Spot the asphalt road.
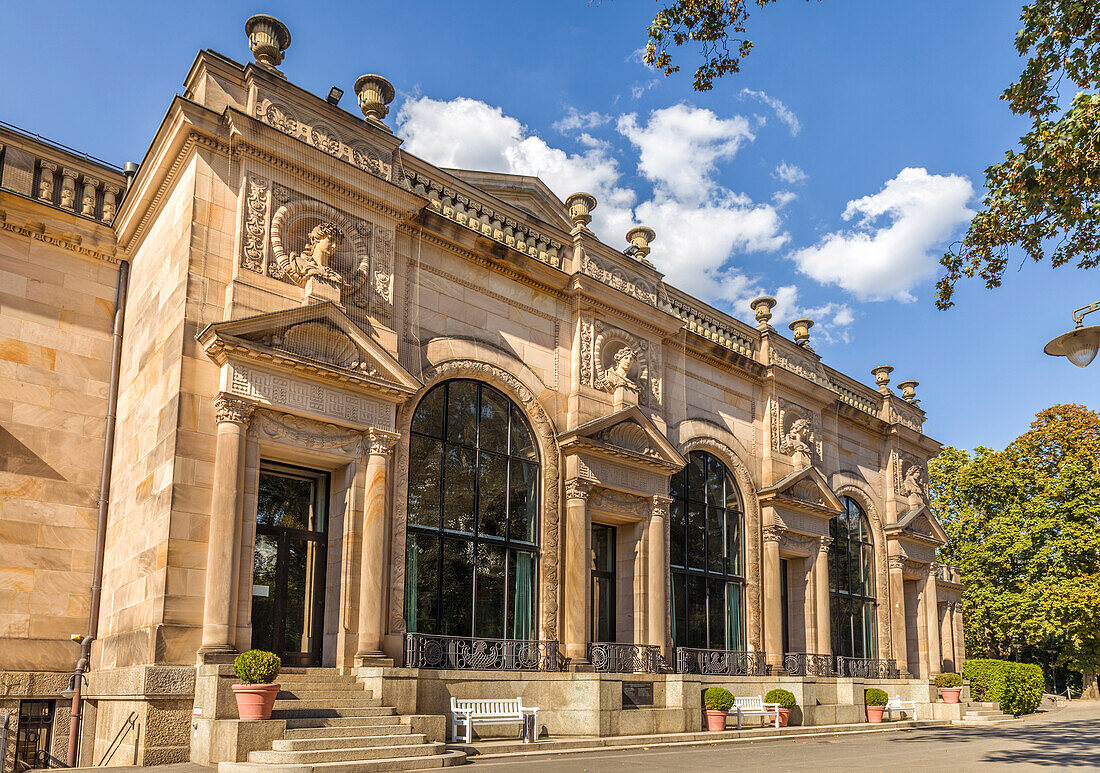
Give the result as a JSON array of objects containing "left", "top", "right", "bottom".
[{"left": 463, "top": 703, "right": 1100, "bottom": 772}]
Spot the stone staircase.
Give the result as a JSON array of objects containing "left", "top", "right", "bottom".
[
  {"left": 218, "top": 668, "right": 465, "bottom": 772},
  {"left": 956, "top": 701, "right": 1019, "bottom": 724}
]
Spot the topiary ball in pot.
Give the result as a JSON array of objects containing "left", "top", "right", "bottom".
[
  {"left": 935, "top": 671, "right": 965, "bottom": 703},
  {"left": 864, "top": 688, "right": 888, "bottom": 724},
  {"left": 231, "top": 650, "right": 282, "bottom": 720},
  {"left": 702, "top": 686, "right": 734, "bottom": 731},
  {"left": 765, "top": 688, "right": 796, "bottom": 727}
]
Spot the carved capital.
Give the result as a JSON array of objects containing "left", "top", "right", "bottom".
[
  {"left": 651, "top": 494, "right": 673, "bottom": 520},
  {"left": 39, "top": 160, "right": 58, "bottom": 173},
  {"left": 565, "top": 478, "right": 593, "bottom": 501},
  {"left": 61, "top": 167, "right": 80, "bottom": 181},
  {"left": 83, "top": 176, "right": 101, "bottom": 189},
  {"left": 927, "top": 561, "right": 938, "bottom": 577},
  {"left": 888, "top": 555, "right": 907, "bottom": 572},
  {"left": 762, "top": 524, "right": 784, "bottom": 543},
  {"left": 818, "top": 535, "right": 834, "bottom": 554},
  {"left": 366, "top": 427, "right": 400, "bottom": 457},
  {"left": 214, "top": 392, "right": 255, "bottom": 426}
]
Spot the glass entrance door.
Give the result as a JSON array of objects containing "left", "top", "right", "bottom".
[
  {"left": 251, "top": 464, "right": 328, "bottom": 667},
  {"left": 591, "top": 524, "right": 616, "bottom": 642}
]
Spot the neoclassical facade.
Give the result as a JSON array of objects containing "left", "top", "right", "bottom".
[{"left": 0, "top": 16, "right": 965, "bottom": 768}]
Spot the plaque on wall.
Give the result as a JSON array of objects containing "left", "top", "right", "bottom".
[{"left": 622, "top": 681, "right": 654, "bottom": 710}]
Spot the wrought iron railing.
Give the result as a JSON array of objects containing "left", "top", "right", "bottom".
[
  {"left": 588, "top": 643, "right": 662, "bottom": 674},
  {"left": 403, "top": 633, "right": 562, "bottom": 671},
  {"left": 835, "top": 656, "right": 899, "bottom": 679},
  {"left": 783, "top": 652, "right": 836, "bottom": 677},
  {"left": 675, "top": 647, "right": 767, "bottom": 676}
]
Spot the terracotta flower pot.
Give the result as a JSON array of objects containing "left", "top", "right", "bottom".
[
  {"left": 940, "top": 687, "right": 962, "bottom": 704},
  {"left": 866, "top": 705, "right": 885, "bottom": 724},
  {"left": 775, "top": 707, "right": 792, "bottom": 727},
  {"left": 704, "top": 709, "right": 728, "bottom": 731},
  {"left": 232, "top": 682, "right": 281, "bottom": 721}
]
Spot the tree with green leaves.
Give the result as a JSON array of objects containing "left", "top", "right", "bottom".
[{"left": 930, "top": 404, "right": 1100, "bottom": 699}]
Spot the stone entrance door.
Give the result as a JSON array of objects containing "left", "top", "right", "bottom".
[
  {"left": 251, "top": 464, "right": 329, "bottom": 666},
  {"left": 591, "top": 524, "right": 616, "bottom": 643}
]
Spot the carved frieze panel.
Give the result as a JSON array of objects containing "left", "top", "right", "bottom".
[
  {"left": 595, "top": 420, "right": 658, "bottom": 458},
  {"left": 888, "top": 401, "right": 923, "bottom": 433},
  {"left": 254, "top": 96, "right": 394, "bottom": 182},
  {"left": 769, "top": 344, "right": 828, "bottom": 387},
  {"left": 243, "top": 320, "right": 380, "bottom": 376},
  {"left": 581, "top": 253, "right": 658, "bottom": 306},
  {"left": 589, "top": 488, "right": 650, "bottom": 520},
  {"left": 579, "top": 455, "right": 664, "bottom": 497},
  {"left": 769, "top": 398, "right": 820, "bottom": 462},
  {"left": 228, "top": 361, "right": 394, "bottom": 430},
  {"left": 254, "top": 411, "right": 365, "bottom": 456}
]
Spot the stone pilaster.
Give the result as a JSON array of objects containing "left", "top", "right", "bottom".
[
  {"left": 762, "top": 524, "right": 784, "bottom": 666},
  {"left": 815, "top": 535, "right": 833, "bottom": 655},
  {"left": 924, "top": 564, "right": 941, "bottom": 676},
  {"left": 198, "top": 393, "right": 255, "bottom": 659},
  {"left": 888, "top": 555, "right": 907, "bottom": 671},
  {"left": 648, "top": 495, "right": 671, "bottom": 654},
  {"left": 563, "top": 478, "right": 592, "bottom": 663},
  {"left": 356, "top": 428, "right": 400, "bottom": 663}
]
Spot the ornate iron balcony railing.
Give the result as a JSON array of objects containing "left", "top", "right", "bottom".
[
  {"left": 835, "top": 656, "right": 899, "bottom": 679},
  {"left": 588, "top": 642, "right": 662, "bottom": 674},
  {"left": 675, "top": 647, "right": 767, "bottom": 676},
  {"left": 782, "top": 652, "right": 836, "bottom": 677},
  {"left": 403, "top": 633, "right": 562, "bottom": 672}
]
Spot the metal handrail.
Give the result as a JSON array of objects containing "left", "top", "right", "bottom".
[
  {"left": 675, "top": 647, "right": 767, "bottom": 676},
  {"left": 588, "top": 642, "right": 661, "bottom": 674},
  {"left": 403, "top": 633, "right": 561, "bottom": 672},
  {"left": 98, "top": 711, "right": 138, "bottom": 766}
]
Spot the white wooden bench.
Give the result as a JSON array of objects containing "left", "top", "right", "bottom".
[
  {"left": 884, "top": 695, "right": 917, "bottom": 721},
  {"left": 732, "top": 695, "right": 781, "bottom": 729},
  {"left": 450, "top": 697, "right": 540, "bottom": 743}
]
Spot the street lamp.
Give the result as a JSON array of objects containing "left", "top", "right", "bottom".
[{"left": 1044, "top": 301, "right": 1100, "bottom": 367}]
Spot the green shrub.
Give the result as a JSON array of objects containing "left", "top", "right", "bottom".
[
  {"left": 1001, "top": 663, "right": 1043, "bottom": 716},
  {"left": 864, "top": 688, "right": 889, "bottom": 706},
  {"left": 703, "top": 686, "right": 734, "bottom": 712},
  {"left": 233, "top": 650, "right": 281, "bottom": 684},
  {"left": 963, "top": 659, "right": 1009, "bottom": 704},
  {"left": 764, "top": 688, "right": 796, "bottom": 708},
  {"left": 935, "top": 672, "right": 964, "bottom": 689}
]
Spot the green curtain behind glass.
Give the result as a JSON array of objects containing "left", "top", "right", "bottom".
[
  {"left": 726, "top": 582, "right": 742, "bottom": 651},
  {"left": 512, "top": 552, "right": 534, "bottom": 640},
  {"left": 404, "top": 547, "right": 418, "bottom": 631}
]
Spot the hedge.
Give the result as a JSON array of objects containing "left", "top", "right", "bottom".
[{"left": 963, "top": 658, "right": 1043, "bottom": 715}]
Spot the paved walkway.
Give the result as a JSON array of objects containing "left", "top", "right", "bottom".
[{"left": 463, "top": 703, "right": 1100, "bottom": 772}]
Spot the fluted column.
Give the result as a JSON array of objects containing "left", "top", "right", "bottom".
[
  {"left": 924, "top": 564, "right": 941, "bottom": 676},
  {"left": 953, "top": 602, "right": 966, "bottom": 669},
  {"left": 356, "top": 428, "right": 400, "bottom": 662},
  {"left": 815, "top": 536, "right": 833, "bottom": 655},
  {"left": 199, "top": 393, "right": 255, "bottom": 657},
  {"left": 888, "top": 555, "right": 907, "bottom": 672},
  {"left": 563, "top": 479, "right": 592, "bottom": 663},
  {"left": 648, "top": 495, "right": 671, "bottom": 654},
  {"left": 763, "top": 525, "right": 784, "bottom": 667}
]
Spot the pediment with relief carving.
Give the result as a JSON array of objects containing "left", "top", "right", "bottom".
[
  {"left": 758, "top": 465, "right": 844, "bottom": 516},
  {"left": 559, "top": 406, "right": 685, "bottom": 474},
  {"left": 197, "top": 301, "right": 420, "bottom": 398},
  {"left": 885, "top": 504, "right": 947, "bottom": 546}
]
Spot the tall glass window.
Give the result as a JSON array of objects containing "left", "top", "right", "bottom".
[
  {"left": 829, "top": 496, "right": 877, "bottom": 659},
  {"left": 669, "top": 450, "right": 744, "bottom": 650},
  {"left": 404, "top": 379, "right": 539, "bottom": 640}
]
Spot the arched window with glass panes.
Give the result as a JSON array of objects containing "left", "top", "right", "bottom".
[
  {"left": 668, "top": 450, "right": 744, "bottom": 651},
  {"left": 403, "top": 379, "right": 539, "bottom": 640},
  {"left": 829, "top": 496, "right": 877, "bottom": 659}
]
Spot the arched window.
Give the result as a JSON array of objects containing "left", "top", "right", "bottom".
[
  {"left": 830, "top": 496, "right": 877, "bottom": 659},
  {"left": 404, "top": 379, "right": 539, "bottom": 640},
  {"left": 668, "top": 450, "right": 744, "bottom": 650}
]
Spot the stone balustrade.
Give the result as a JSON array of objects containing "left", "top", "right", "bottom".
[
  {"left": 668, "top": 295, "right": 756, "bottom": 357},
  {"left": 403, "top": 171, "right": 564, "bottom": 269},
  {"left": 828, "top": 379, "right": 880, "bottom": 416},
  {"left": 936, "top": 564, "right": 963, "bottom": 584}
]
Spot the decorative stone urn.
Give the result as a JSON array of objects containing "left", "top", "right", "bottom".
[
  {"left": 245, "top": 14, "right": 291, "bottom": 70},
  {"left": 565, "top": 192, "right": 597, "bottom": 230},
  {"left": 897, "top": 379, "right": 919, "bottom": 403},
  {"left": 750, "top": 296, "right": 777, "bottom": 328},
  {"left": 354, "top": 74, "right": 396, "bottom": 123},
  {"left": 871, "top": 365, "right": 894, "bottom": 394},
  {"left": 625, "top": 226, "right": 656, "bottom": 259},
  {"left": 789, "top": 317, "right": 814, "bottom": 346}
]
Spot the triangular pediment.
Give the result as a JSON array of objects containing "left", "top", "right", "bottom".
[
  {"left": 441, "top": 169, "right": 572, "bottom": 231},
  {"left": 759, "top": 465, "right": 844, "bottom": 515},
  {"left": 559, "top": 406, "right": 686, "bottom": 472},
  {"left": 885, "top": 504, "right": 948, "bottom": 546},
  {"left": 197, "top": 302, "right": 421, "bottom": 397}
]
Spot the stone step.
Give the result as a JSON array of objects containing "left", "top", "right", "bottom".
[
  {"left": 272, "top": 733, "right": 427, "bottom": 751},
  {"left": 959, "top": 714, "right": 1017, "bottom": 723},
  {"left": 271, "top": 706, "right": 392, "bottom": 719},
  {"left": 282, "top": 723, "right": 413, "bottom": 741},
  {"left": 284, "top": 713, "right": 398, "bottom": 729},
  {"left": 275, "top": 674, "right": 360, "bottom": 683},
  {"left": 276, "top": 687, "right": 370, "bottom": 700},
  {"left": 248, "top": 742, "right": 446, "bottom": 765},
  {"left": 219, "top": 750, "right": 466, "bottom": 773},
  {"left": 273, "top": 698, "right": 382, "bottom": 710},
  {"left": 965, "top": 709, "right": 1008, "bottom": 717}
]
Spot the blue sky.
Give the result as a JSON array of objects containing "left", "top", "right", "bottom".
[{"left": 1, "top": 1, "right": 1094, "bottom": 451}]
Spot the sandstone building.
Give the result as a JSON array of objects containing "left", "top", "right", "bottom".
[{"left": 0, "top": 15, "right": 965, "bottom": 770}]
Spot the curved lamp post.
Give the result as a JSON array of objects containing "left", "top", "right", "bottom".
[{"left": 1044, "top": 301, "right": 1100, "bottom": 367}]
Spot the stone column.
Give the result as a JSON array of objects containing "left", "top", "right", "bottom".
[
  {"left": 81, "top": 176, "right": 99, "bottom": 217},
  {"left": 356, "top": 428, "right": 400, "bottom": 662},
  {"left": 888, "top": 556, "right": 907, "bottom": 672},
  {"left": 763, "top": 525, "right": 784, "bottom": 667},
  {"left": 563, "top": 479, "right": 592, "bottom": 663},
  {"left": 199, "top": 393, "right": 255, "bottom": 658},
  {"left": 648, "top": 495, "right": 671, "bottom": 654},
  {"left": 60, "top": 168, "right": 78, "bottom": 211},
  {"left": 924, "top": 564, "right": 941, "bottom": 676},
  {"left": 953, "top": 602, "right": 966, "bottom": 669},
  {"left": 940, "top": 601, "right": 955, "bottom": 672},
  {"left": 815, "top": 536, "right": 833, "bottom": 655}
]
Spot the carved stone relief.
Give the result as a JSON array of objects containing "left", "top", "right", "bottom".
[
  {"left": 787, "top": 478, "right": 827, "bottom": 507},
  {"left": 581, "top": 253, "right": 658, "bottom": 306},
  {"left": 596, "top": 421, "right": 658, "bottom": 458},
  {"left": 589, "top": 489, "right": 650, "bottom": 520},
  {"left": 770, "top": 398, "right": 819, "bottom": 462},
  {"left": 249, "top": 321, "right": 380, "bottom": 375},
  {"left": 591, "top": 322, "right": 658, "bottom": 406},
  {"left": 254, "top": 410, "right": 365, "bottom": 456},
  {"left": 769, "top": 345, "right": 828, "bottom": 387},
  {"left": 241, "top": 177, "right": 268, "bottom": 274},
  {"left": 892, "top": 449, "right": 928, "bottom": 502}
]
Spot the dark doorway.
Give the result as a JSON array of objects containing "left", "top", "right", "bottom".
[
  {"left": 780, "top": 558, "right": 790, "bottom": 654},
  {"left": 591, "top": 524, "right": 616, "bottom": 643},
  {"left": 14, "top": 700, "right": 54, "bottom": 771},
  {"left": 251, "top": 463, "right": 329, "bottom": 667}
]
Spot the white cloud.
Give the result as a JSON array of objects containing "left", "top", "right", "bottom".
[
  {"left": 741, "top": 89, "right": 801, "bottom": 136},
  {"left": 773, "top": 162, "right": 807, "bottom": 185},
  {"left": 618, "top": 105, "right": 754, "bottom": 203},
  {"left": 553, "top": 107, "right": 611, "bottom": 133},
  {"left": 789, "top": 167, "right": 974, "bottom": 302},
  {"left": 631, "top": 79, "right": 660, "bottom": 99},
  {"left": 772, "top": 190, "right": 797, "bottom": 208}
]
